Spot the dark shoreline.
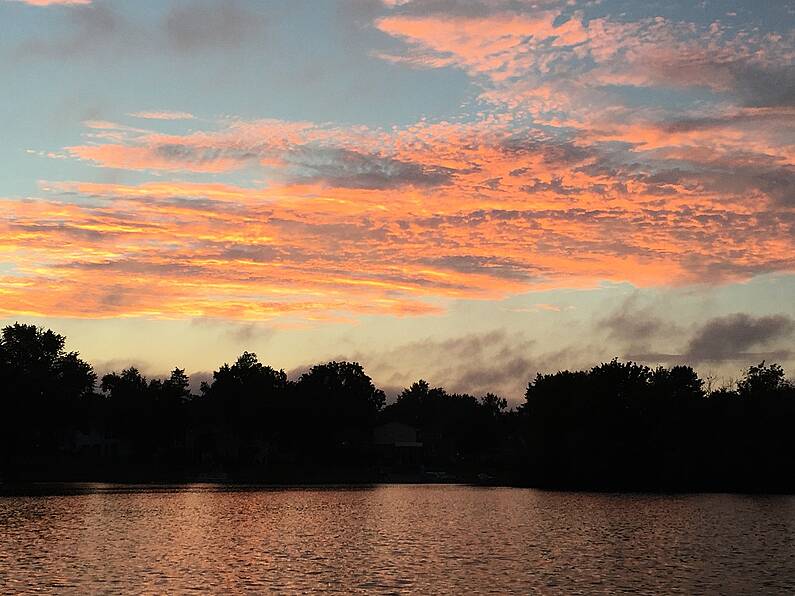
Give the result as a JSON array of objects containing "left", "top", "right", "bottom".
[{"left": 3, "top": 478, "right": 794, "bottom": 496}]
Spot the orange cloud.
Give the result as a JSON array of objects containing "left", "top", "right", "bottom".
[
  {"left": 3, "top": 132, "right": 793, "bottom": 322},
  {"left": 3, "top": 7, "right": 794, "bottom": 323}
]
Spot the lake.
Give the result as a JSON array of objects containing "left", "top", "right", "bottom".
[{"left": 1, "top": 485, "right": 793, "bottom": 593}]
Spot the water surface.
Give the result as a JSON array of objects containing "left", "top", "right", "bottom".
[{"left": 1, "top": 485, "right": 793, "bottom": 593}]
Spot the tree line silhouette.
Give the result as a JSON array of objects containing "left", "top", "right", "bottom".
[{"left": 1, "top": 323, "right": 793, "bottom": 491}]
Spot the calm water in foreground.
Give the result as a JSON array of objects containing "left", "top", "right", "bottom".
[{"left": 0, "top": 485, "right": 793, "bottom": 594}]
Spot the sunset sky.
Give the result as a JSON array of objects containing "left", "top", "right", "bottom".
[{"left": 1, "top": 0, "right": 794, "bottom": 401}]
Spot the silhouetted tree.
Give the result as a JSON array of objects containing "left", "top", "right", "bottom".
[
  {"left": 101, "top": 367, "right": 149, "bottom": 404},
  {"left": 737, "top": 361, "right": 789, "bottom": 397},
  {"left": 161, "top": 368, "right": 192, "bottom": 403},
  {"left": 481, "top": 393, "right": 508, "bottom": 418},
  {"left": 0, "top": 323, "right": 95, "bottom": 471},
  {"left": 292, "top": 361, "right": 384, "bottom": 468},
  {"left": 1, "top": 323, "right": 95, "bottom": 404},
  {"left": 201, "top": 352, "right": 288, "bottom": 423},
  {"left": 1, "top": 322, "right": 793, "bottom": 490},
  {"left": 382, "top": 381, "right": 508, "bottom": 471},
  {"left": 296, "top": 361, "right": 385, "bottom": 416}
]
